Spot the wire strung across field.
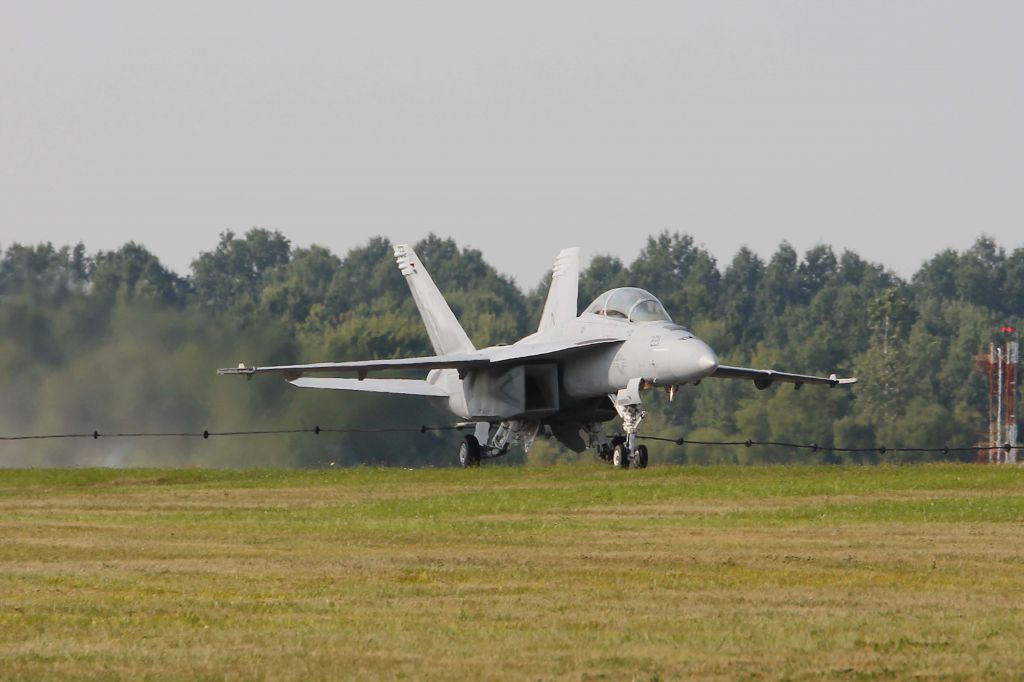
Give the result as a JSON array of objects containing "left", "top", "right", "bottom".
[
  {"left": 0, "top": 425, "right": 1018, "bottom": 455},
  {"left": 638, "top": 435, "right": 1018, "bottom": 455},
  {"left": 0, "top": 425, "right": 452, "bottom": 441}
]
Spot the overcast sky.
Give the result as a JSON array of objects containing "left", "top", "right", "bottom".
[{"left": 2, "top": 1, "right": 1021, "bottom": 287}]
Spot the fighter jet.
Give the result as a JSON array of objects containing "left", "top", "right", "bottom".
[{"left": 220, "top": 245, "right": 856, "bottom": 468}]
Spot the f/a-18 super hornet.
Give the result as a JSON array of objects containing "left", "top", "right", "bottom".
[{"left": 220, "top": 245, "right": 856, "bottom": 468}]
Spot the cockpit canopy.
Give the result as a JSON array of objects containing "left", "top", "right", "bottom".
[{"left": 583, "top": 287, "right": 673, "bottom": 323}]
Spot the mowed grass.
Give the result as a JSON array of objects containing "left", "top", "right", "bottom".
[{"left": 1, "top": 465, "right": 1023, "bottom": 680}]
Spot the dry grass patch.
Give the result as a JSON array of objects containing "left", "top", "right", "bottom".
[{"left": 0, "top": 464, "right": 1022, "bottom": 679}]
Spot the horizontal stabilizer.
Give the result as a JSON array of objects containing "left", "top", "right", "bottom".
[
  {"left": 289, "top": 377, "right": 449, "bottom": 396},
  {"left": 220, "top": 353, "right": 484, "bottom": 378}
]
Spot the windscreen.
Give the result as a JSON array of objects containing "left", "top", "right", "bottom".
[{"left": 583, "top": 288, "right": 671, "bottom": 323}]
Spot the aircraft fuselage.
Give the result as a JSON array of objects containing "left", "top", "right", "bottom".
[{"left": 432, "top": 313, "right": 718, "bottom": 424}]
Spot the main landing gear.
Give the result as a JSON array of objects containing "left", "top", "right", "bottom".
[
  {"left": 458, "top": 435, "right": 482, "bottom": 468},
  {"left": 457, "top": 420, "right": 536, "bottom": 468}
]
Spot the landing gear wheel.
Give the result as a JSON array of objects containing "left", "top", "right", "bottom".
[
  {"left": 612, "top": 444, "right": 630, "bottom": 469},
  {"left": 633, "top": 444, "right": 648, "bottom": 469},
  {"left": 459, "top": 435, "right": 481, "bottom": 468}
]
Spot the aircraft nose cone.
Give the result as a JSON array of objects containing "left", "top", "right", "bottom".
[
  {"left": 667, "top": 338, "right": 718, "bottom": 384},
  {"left": 699, "top": 350, "right": 719, "bottom": 372}
]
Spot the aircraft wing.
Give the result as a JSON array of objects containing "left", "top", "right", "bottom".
[
  {"left": 488, "top": 337, "right": 621, "bottom": 363},
  {"left": 711, "top": 365, "right": 857, "bottom": 389},
  {"left": 218, "top": 338, "right": 622, "bottom": 379}
]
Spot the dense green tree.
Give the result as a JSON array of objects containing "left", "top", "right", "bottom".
[
  {"left": 1, "top": 231, "right": 1021, "bottom": 467},
  {"left": 191, "top": 229, "right": 291, "bottom": 314},
  {"left": 1004, "top": 247, "right": 1024, "bottom": 316},
  {"left": 852, "top": 287, "right": 914, "bottom": 427},
  {"left": 798, "top": 245, "right": 838, "bottom": 302},
  {"left": 955, "top": 237, "right": 1005, "bottom": 312},
  {"left": 913, "top": 248, "right": 959, "bottom": 302},
  {"left": 321, "top": 237, "right": 404, "bottom": 321},
  {"left": 721, "top": 247, "right": 764, "bottom": 350},
  {"left": 577, "top": 254, "right": 626, "bottom": 309},
  {"left": 0, "top": 242, "right": 89, "bottom": 303},
  {"left": 625, "top": 232, "right": 720, "bottom": 325},
  {"left": 92, "top": 243, "right": 189, "bottom": 304},
  {"left": 755, "top": 243, "right": 802, "bottom": 347},
  {"left": 260, "top": 245, "right": 341, "bottom": 326}
]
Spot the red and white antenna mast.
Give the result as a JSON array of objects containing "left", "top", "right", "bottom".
[{"left": 978, "top": 326, "right": 1020, "bottom": 463}]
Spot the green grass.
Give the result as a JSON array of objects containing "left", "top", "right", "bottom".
[{"left": 1, "top": 464, "right": 1023, "bottom": 679}]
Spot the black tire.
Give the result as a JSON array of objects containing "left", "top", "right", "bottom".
[
  {"left": 635, "top": 444, "right": 649, "bottom": 469},
  {"left": 612, "top": 444, "right": 629, "bottom": 469},
  {"left": 459, "top": 435, "right": 482, "bottom": 468}
]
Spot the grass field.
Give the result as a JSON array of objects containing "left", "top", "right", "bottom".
[{"left": 2, "top": 464, "right": 1024, "bottom": 680}]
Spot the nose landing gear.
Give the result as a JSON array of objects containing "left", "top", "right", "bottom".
[
  {"left": 589, "top": 428, "right": 651, "bottom": 469},
  {"left": 612, "top": 442, "right": 629, "bottom": 469},
  {"left": 609, "top": 378, "right": 650, "bottom": 470},
  {"left": 631, "top": 444, "right": 649, "bottom": 469},
  {"left": 606, "top": 439, "right": 649, "bottom": 470}
]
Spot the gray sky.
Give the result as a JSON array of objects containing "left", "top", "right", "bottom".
[{"left": 2, "top": 1, "right": 1021, "bottom": 288}]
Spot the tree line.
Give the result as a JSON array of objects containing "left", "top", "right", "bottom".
[{"left": 1, "top": 230, "right": 1020, "bottom": 467}]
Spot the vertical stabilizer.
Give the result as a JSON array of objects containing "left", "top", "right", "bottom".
[
  {"left": 393, "top": 244, "right": 475, "bottom": 354},
  {"left": 537, "top": 247, "right": 580, "bottom": 332}
]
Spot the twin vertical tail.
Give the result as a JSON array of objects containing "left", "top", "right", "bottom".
[
  {"left": 393, "top": 244, "right": 475, "bottom": 355},
  {"left": 537, "top": 247, "right": 580, "bottom": 332}
]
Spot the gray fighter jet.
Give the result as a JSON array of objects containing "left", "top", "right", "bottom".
[{"left": 220, "top": 245, "right": 856, "bottom": 468}]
